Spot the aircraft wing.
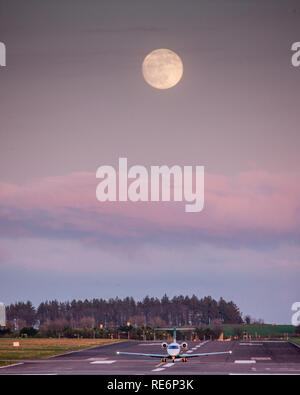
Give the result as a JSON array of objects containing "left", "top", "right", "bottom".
[
  {"left": 180, "top": 351, "right": 232, "bottom": 358},
  {"left": 117, "top": 351, "right": 168, "bottom": 358}
]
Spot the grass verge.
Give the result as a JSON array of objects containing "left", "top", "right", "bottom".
[
  {"left": 223, "top": 324, "right": 295, "bottom": 337},
  {"left": 290, "top": 338, "right": 300, "bottom": 346}
]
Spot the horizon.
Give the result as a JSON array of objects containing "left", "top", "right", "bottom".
[{"left": 0, "top": 293, "right": 291, "bottom": 326}]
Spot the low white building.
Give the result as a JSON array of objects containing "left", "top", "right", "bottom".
[{"left": 0, "top": 303, "right": 6, "bottom": 327}]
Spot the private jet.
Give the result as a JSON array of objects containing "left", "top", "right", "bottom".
[{"left": 116, "top": 327, "right": 232, "bottom": 363}]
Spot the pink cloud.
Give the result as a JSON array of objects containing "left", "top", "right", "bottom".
[{"left": 0, "top": 170, "right": 300, "bottom": 243}]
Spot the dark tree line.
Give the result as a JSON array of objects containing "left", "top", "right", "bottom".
[{"left": 6, "top": 295, "right": 243, "bottom": 329}]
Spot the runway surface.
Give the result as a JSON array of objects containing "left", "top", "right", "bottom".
[{"left": 1, "top": 340, "right": 300, "bottom": 375}]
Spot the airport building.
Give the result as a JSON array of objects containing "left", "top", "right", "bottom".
[{"left": 0, "top": 302, "right": 6, "bottom": 327}]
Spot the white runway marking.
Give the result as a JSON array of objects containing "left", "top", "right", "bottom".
[
  {"left": 87, "top": 357, "right": 108, "bottom": 361},
  {"left": 240, "top": 341, "right": 286, "bottom": 343},
  {"left": 230, "top": 373, "right": 300, "bottom": 376},
  {"left": 90, "top": 360, "right": 116, "bottom": 364},
  {"left": 152, "top": 361, "right": 177, "bottom": 372},
  {"left": 20, "top": 373, "right": 57, "bottom": 375},
  {"left": 234, "top": 360, "right": 256, "bottom": 364},
  {"left": 0, "top": 363, "right": 23, "bottom": 369},
  {"left": 239, "top": 343, "right": 263, "bottom": 346},
  {"left": 251, "top": 357, "right": 271, "bottom": 361},
  {"left": 257, "top": 341, "right": 287, "bottom": 343}
]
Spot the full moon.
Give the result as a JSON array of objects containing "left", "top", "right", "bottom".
[{"left": 142, "top": 48, "right": 183, "bottom": 90}]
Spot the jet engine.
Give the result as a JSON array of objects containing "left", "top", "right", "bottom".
[
  {"left": 181, "top": 342, "right": 188, "bottom": 349},
  {"left": 161, "top": 342, "right": 168, "bottom": 349}
]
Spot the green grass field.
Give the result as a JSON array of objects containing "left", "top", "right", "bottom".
[
  {"left": 222, "top": 324, "right": 295, "bottom": 338},
  {"left": 0, "top": 338, "right": 121, "bottom": 360},
  {"left": 290, "top": 338, "right": 300, "bottom": 346}
]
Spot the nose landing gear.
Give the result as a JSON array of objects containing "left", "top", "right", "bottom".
[{"left": 182, "top": 357, "right": 187, "bottom": 363}]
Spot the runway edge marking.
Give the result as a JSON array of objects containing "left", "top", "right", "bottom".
[
  {"left": 289, "top": 340, "right": 300, "bottom": 350},
  {"left": 0, "top": 362, "right": 24, "bottom": 369}
]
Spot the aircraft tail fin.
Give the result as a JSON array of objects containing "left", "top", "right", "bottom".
[{"left": 154, "top": 327, "right": 196, "bottom": 342}]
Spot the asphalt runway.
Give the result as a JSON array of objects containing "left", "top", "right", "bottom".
[{"left": 1, "top": 340, "right": 300, "bottom": 375}]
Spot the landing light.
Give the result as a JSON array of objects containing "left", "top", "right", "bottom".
[
  {"left": 229, "top": 351, "right": 232, "bottom": 354},
  {"left": 117, "top": 351, "right": 120, "bottom": 354}
]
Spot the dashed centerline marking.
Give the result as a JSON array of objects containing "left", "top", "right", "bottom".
[
  {"left": 152, "top": 362, "right": 177, "bottom": 371},
  {"left": 87, "top": 358, "right": 108, "bottom": 361}
]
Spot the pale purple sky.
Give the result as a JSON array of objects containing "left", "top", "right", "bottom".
[{"left": 0, "top": 0, "right": 300, "bottom": 323}]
